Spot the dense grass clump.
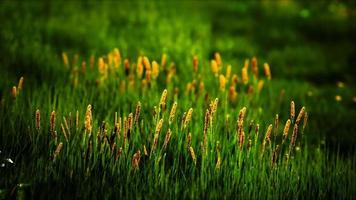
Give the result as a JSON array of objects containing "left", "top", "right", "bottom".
[{"left": 1, "top": 49, "right": 355, "bottom": 199}]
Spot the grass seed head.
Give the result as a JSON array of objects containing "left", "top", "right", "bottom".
[
  {"left": 242, "top": 67, "right": 249, "bottom": 85},
  {"left": 283, "top": 119, "right": 291, "bottom": 140},
  {"left": 295, "top": 106, "right": 305, "bottom": 125},
  {"left": 143, "top": 56, "right": 151, "bottom": 71},
  {"left": 35, "top": 109, "right": 41, "bottom": 130},
  {"left": 152, "top": 61, "right": 159, "bottom": 79},
  {"left": 214, "top": 52, "right": 222, "bottom": 67},
  {"left": 211, "top": 60, "right": 219, "bottom": 76},
  {"left": 251, "top": 57, "right": 258, "bottom": 77},
  {"left": 137, "top": 56, "right": 144, "bottom": 78},
  {"left": 161, "top": 53, "right": 167, "bottom": 68},
  {"left": 169, "top": 102, "right": 177, "bottom": 125},
  {"left": 219, "top": 74, "right": 226, "bottom": 91},
  {"left": 263, "top": 63, "right": 271, "bottom": 80},
  {"left": 50, "top": 111, "right": 56, "bottom": 133},
  {"left": 132, "top": 150, "right": 141, "bottom": 170},
  {"left": 18, "top": 77, "right": 24, "bottom": 91},
  {"left": 193, "top": 55, "right": 199, "bottom": 72},
  {"left": 290, "top": 101, "right": 295, "bottom": 122},
  {"left": 189, "top": 146, "right": 197, "bottom": 165},
  {"left": 302, "top": 112, "right": 308, "bottom": 133},
  {"left": 11, "top": 86, "right": 17, "bottom": 99},
  {"left": 134, "top": 101, "right": 141, "bottom": 125},
  {"left": 183, "top": 108, "right": 193, "bottom": 129},
  {"left": 159, "top": 89, "right": 168, "bottom": 111},
  {"left": 54, "top": 142, "right": 63, "bottom": 159},
  {"left": 85, "top": 105, "right": 92, "bottom": 134}
]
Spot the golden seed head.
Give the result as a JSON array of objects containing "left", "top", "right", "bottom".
[
  {"left": 238, "top": 107, "right": 247, "bottom": 127},
  {"left": 251, "top": 57, "right": 258, "bottom": 77},
  {"left": 193, "top": 55, "right": 199, "bottom": 72},
  {"left": 211, "top": 60, "right": 219, "bottom": 76},
  {"left": 159, "top": 89, "right": 168, "bottom": 110},
  {"left": 183, "top": 108, "right": 193, "bottom": 129},
  {"left": 244, "top": 59, "right": 249, "bottom": 69},
  {"left": 152, "top": 61, "right": 159, "bottom": 79},
  {"left": 265, "top": 124, "right": 273, "bottom": 142},
  {"left": 128, "top": 113, "right": 133, "bottom": 130},
  {"left": 113, "top": 48, "right": 121, "bottom": 68},
  {"left": 283, "top": 119, "right": 291, "bottom": 140},
  {"left": 290, "top": 101, "right": 295, "bottom": 121},
  {"left": 295, "top": 106, "right": 305, "bottom": 125},
  {"left": 54, "top": 142, "right": 63, "bottom": 158},
  {"left": 85, "top": 104, "right": 92, "bottom": 134},
  {"left": 162, "top": 128, "right": 172, "bottom": 150},
  {"left": 18, "top": 77, "right": 24, "bottom": 90},
  {"left": 11, "top": 86, "right": 17, "bottom": 99},
  {"left": 50, "top": 111, "right": 56, "bottom": 132},
  {"left": 226, "top": 65, "right": 232, "bottom": 80},
  {"left": 189, "top": 146, "right": 197, "bottom": 165},
  {"left": 134, "top": 101, "right": 141, "bottom": 125},
  {"left": 143, "top": 56, "right": 151, "bottom": 71},
  {"left": 145, "top": 69, "right": 151, "bottom": 83},
  {"left": 169, "top": 102, "right": 178, "bottom": 125},
  {"left": 137, "top": 56, "right": 144, "bottom": 78},
  {"left": 132, "top": 150, "right": 141, "bottom": 170},
  {"left": 161, "top": 53, "right": 167, "bottom": 68},
  {"left": 242, "top": 67, "right": 249, "bottom": 85},
  {"left": 335, "top": 95, "right": 342, "bottom": 102},
  {"left": 62, "top": 52, "right": 69, "bottom": 66},
  {"left": 302, "top": 112, "right": 308, "bottom": 132},
  {"left": 263, "top": 63, "right": 271, "bottom": 80},
  {"left": 155, "top": 118, "right": 164, "bottom": 135},
  {"left": 291, "top": 125, "right": 299, "bottom": 147},
  {"left": 257, "top": 80, "right": 264, "bottom": 93},
  {"left": 214, "top": 52, "right": 222, "bottom": 66},
  {"left": 219, "top": 74, "right": 226, "bottom": 91}
]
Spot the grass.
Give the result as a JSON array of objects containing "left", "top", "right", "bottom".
[{"left": 1, "top": 1, "right": 356, "bottom": 199}]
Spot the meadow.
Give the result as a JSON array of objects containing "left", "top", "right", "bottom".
[{"left": 1, "top": 1, "right": 356, "bottom": 199}]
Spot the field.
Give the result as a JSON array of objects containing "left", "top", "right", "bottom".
[{"left": 1, "top": 1, "right": 356, "bottom": 199}]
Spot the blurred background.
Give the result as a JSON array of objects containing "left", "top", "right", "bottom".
[{"left": 0, "top": 0, "right": 355, "bottom": 152}]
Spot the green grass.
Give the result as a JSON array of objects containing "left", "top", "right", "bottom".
[{"left": 1, "top": 1, "right": 356, "bottom": 199}]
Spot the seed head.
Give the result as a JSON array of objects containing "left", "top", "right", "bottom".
[
  {"left": 302, "top": 112, "right": 308, "bottom": 133},
  {"left": 193, "top": 55, "right": 199, "bottom": 73},
  {"left": 183, "top": 108, "right": 193, "bottom": 129},
  {"left": 132, "top": 150, "right": 141, "bottom": 170},
  {"left": 295, "top": 106, "right": 305, "bottom": 126},
  {"left": 35, "top": 109, "right": 41, "bottom": 130},
  {"left": 214, "top": 52, "right": 222, "bottom": 67},
  {"left": 54, "top": 142, "right": 63, "bottom": 159},
  {"left": 226, "top": 65, "right": 232, "bottom": 80},
  {"left": 85, "top": 105, "right": 92, "bottom": 134},
  {"left": 251, "top": 57, "right": 258, "bottom": 77},
  {"left": 219, "top": 74, "right": 226, "bottom": 91},
  {"left": 137, "top": 56, "right": 144, "bottom": 78},
  {"left": 18, "top": 77, "right": 24, "bottom": 91},
  {"left": 283, "top": 119, "right": 291, "bottom": 140},
  {"left": 143, "top": 56, "right": 151, "bottom": 71},
  {"left": 242, "top": 67, "right": 249, "bottom": 85},
  {"left": 159, "top": 89, "right": 168, "bottom": 111},
  {"left": 211, "top": 60, "right": 219, "bottom": 76},
  {"left": 290, "top": 101, "right": 295, "bottom": 122},
  {"left": 161, "top": 53, "right": 167, "bottom": 68},
  {"left": 134, "top": 101, "right": 141, "bottom": 125},
  {"left": 263, "top": 63, "right": 271, "bottom": 80},
  {"left": 10, "top": 86, "right": 17, "bottom": 100},
  {"left": 189, "top": 146, "right": 197, "bottom": 165},
  {"left": 169, "top": 102, "right": 177, "bottom": 125},
  {"left": 152, "top": 61, "right": 159, "bottom": 79},
  {"left": 50, "top": 111, "right": 56, "bottom": 134}
]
